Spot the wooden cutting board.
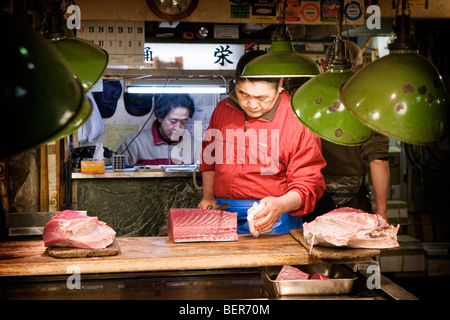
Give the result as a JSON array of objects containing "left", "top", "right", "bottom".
[
  {"left": 0, "top": 234, "right": 324, "bottom": 277},
  {"left": 290, "top": 229, "right": 380, "bottom": 261},
  {"left": 46, "top": 239, "right": 121, "bottom": 258}
]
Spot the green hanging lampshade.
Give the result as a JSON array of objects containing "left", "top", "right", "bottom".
[
  {"left": 241, "top": 0, "right": 319, "bottom": 78},
  {"left": 42, "top": 2, "right": 108, "bottom": 93},
  {"left": 291, "top": 0, "right": 373, "bottom": 146},
  {"left": 340, "top": 13, "right": 447, "bottom": 145},
  {"left": 49, "top": 34, "right": 109, "bottom": 93},
  {"left": 292, "top": 68, "right": 373, "bottom": 145},
  {"left": 0, "top": 11, "right": 92, "bottom": 158},
  {"left": 241, "top": 40, "right": 320, "bottom": 78}
]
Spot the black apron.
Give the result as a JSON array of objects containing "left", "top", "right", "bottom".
[{"left": 303, "top": 174, "right": 372, "bottom": 223}]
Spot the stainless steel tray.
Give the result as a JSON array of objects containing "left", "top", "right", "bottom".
[{"left": 261, "top": 264, "right": 357, "bottom": 296}]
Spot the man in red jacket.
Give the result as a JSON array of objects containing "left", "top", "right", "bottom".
[{"left": 198, "top": 51, "right": 326, "bottom": 235}]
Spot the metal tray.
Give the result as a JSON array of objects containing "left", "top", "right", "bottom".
[{"left": 261, "top": 264, "right": 357, "bottom": 296}]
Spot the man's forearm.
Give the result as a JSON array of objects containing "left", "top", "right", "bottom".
[
  {"left": 370, "top": 159, "right": 390, "bottom": 220},
  {"left": 201, "top": 171, "right": 215, "bottom": 198}
]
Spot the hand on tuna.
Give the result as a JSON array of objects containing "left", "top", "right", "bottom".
[{"left": 198, "top": 197, "right": 216, "bottom": 209}]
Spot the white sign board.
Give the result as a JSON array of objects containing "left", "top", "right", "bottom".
[{"left": 144, "top": 43, "right": 245, "bottom": 70}]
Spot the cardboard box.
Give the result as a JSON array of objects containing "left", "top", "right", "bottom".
[
  {"left": 422, "top": 243, "right": 450, "bottom": 276},
  {"left": 377, "top": 235, "right": 425, "bottom": 273},
  {"left": 389, "top": 184, "right": 401, "bottom": 200},
  {"left": 81, "top": 160, "right": 105, "bottom": 174},
  {"left": 386, "top": 200, "right": 408, "bottom": 219}
]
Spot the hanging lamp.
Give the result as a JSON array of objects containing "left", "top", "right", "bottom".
[
  {"left": 340, "top": 0, "right": 447, "bottom": 145},
  {"left": 43, "top": 0, "right": 108, "bottom": 93},
  {"left": 0, "top": 11, "right": 92, "bottom": 158},
  {"left": 291, "top": 0, "right": 373, "bottom": 145},
  {"left": 241, "top": 0, "right": 319, "bottom": 78}
]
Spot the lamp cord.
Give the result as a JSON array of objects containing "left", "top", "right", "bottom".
[
  {"left": 329, "top": 0, "right": 352, "bottom": 70},
  {"left": 117, "top": 77, "right": 169, "bottom": 155},
  {"left": 273, "top": 0, "right": 290, "bottom": 41}
]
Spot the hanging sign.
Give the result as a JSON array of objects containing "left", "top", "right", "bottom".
[
  {"left": 320, "top": 0, "right": 339, "bottom": 22},
  {"left": 277, "top": 0, "right": 301, "bottom": 22},
  {"left": 230, "top": 4, "right": 251, "bottom": 19},
  {"left": 144, "top": 43, "right": 245, "bottom": 70},
  {"left": 344, "top": 1, "right": 363, "bottom": 21},
  {"left": 250, "top": 0, "right": 277, "bottom": 23},
  {"left": 318, "top": 0, "right": 364, "bottom": 24},
  {"left": 301, "top": 1, "right": 321, "bottom": 24}
]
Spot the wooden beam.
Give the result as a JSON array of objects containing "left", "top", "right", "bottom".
[{"left": 39, "top": 145, "right": 49, "bottom": 212}]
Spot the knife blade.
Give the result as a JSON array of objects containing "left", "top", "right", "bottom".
[{"left": 207, "top": 202, "right": 230, "bottom": 211}]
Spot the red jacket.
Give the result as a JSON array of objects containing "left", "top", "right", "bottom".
[{"left": 200, "top": 91, "right": 326, "bottom": 216}]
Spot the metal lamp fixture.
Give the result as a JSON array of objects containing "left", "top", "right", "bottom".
[
  {"left": 291, "top": 1, "right": 373, "bottom": 145},
  {"left": 0, "top": 11, "right": 92, "bottom": 158},
  {"left": 241, "top": 0, "right": 319, "bottom": 78},
  {"left": 49, "top": 34, "right": 109, "bottom": 92},
  {"left": 340, "top": 0, "right": 447, "bottom": 145},
  {"left": 43, "top": 0, "right": 108, "bottom": 93}
]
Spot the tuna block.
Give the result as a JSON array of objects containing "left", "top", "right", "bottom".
[
  {"left": 276, "top": 265, "right": 310, "bottom": 281},
  {"left": 168, "top": 208, "right": 238, "bottom": 243}
]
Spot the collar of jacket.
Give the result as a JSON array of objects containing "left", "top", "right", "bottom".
[{"left": 227, "top": 89, "right": 282, "bottom": 122}]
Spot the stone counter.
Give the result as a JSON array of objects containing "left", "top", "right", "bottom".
[{"left": 71, "top": 172, "right": 202, "bottom": 237}]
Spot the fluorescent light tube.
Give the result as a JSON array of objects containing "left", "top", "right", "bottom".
[{"left": 127, "top": 86, "right": 226, "bottom": 94}]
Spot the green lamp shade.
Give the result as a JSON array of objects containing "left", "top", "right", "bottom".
[
  {"left": 50, "top": 36, "right": 109, "bottom": 93},
  {"left": 241, "top": 41, "right": 320, "bottom": 78},
  {"left": 340, "top": 50, "right": 447, "bottom": 145},
  {"left": 291, "top": 69, "right": 373, "bottom": 145},
  {"left": 1, "top": 12, "right": 92, "bottom": 158}
]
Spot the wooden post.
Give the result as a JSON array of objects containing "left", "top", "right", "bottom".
[{"left": 39, "top": 145, "right": 49, "bottom": 212}]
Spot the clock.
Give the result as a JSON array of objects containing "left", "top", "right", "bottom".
[{"left": 147, "top": 0, "right": 199, "bottom": 21}]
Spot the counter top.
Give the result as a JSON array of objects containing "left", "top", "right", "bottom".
[
  {"left": 71, "top": 170, "right": 194, "bottom": 179},
  {"left": 0, "top": 234, "right": 326, "bottom": 277}
]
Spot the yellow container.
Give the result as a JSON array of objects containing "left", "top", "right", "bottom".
[{"left": 81, "top": 160, "right": 105, "bottom": 174}]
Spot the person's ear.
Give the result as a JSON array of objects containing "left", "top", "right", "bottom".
[{"left": 278, "top": 78, "right": 284, "bottom": 93}]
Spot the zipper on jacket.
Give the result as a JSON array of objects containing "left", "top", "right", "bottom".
[
  {"left": 228, "top": 116, "right": 247, "bottom": 197},
  {"left": 244, "top": 114, "right": 250, "bottom": 132}
]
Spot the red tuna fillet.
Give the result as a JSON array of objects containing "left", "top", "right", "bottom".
[
  {"left": 276, "top": 265, "right": 310, "bottom": 281},
  {"left": 43, "top": 210, "right": 116, "bottom": 249},
  {"left": 168, "top": 208, "right": 238, "bottom": 242},
  {"left": 310, "top": 273, "right": 330, "bottom": 280}
]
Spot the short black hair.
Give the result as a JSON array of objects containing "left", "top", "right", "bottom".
[
  {"left": 154, "top": 94, "right": 195, "bottom": 119},
  {"left": 234, "top": 50, "right": 280, "bottom": 89}
]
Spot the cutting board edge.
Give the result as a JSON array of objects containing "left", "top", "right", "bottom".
[{"left": 290, "top": 229, "right": 381, "bottom": 260}]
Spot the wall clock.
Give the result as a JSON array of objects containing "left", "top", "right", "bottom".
[{"left": 147, "top": 0, "right": 199, "bottom": 21}]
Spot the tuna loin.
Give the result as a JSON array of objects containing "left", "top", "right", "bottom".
[
  {"left": 43, "top": 210, "right": 116, "bottom": 249},
  {"left": 276, "top": 265, "right": 310, "bottom": 281},
  {"left": 310, "top": 273, "right": 329, "bottom": 280},
  {"left": 303, "top": 207, "right": 399, "bottom": 249},
  {"left": 168, "top": 208, "right": 238, "bottom": 242}
]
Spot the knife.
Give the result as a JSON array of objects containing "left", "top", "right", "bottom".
[{"left": 207, "top": 202, "right": 230, "bottom": 211}]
